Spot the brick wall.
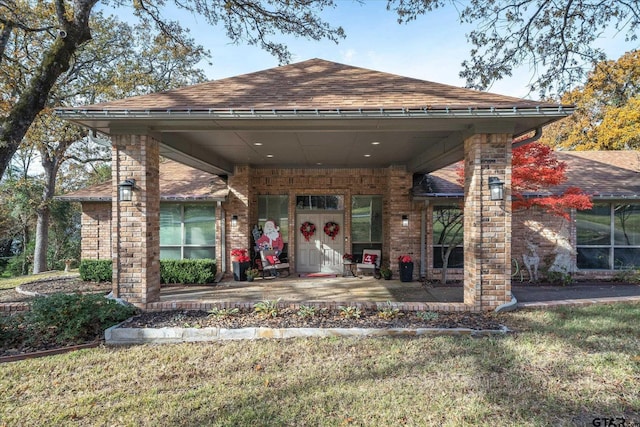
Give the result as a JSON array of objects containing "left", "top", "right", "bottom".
[
  {"left": 80, "top": 202, "right": 111, "bottom": 260},
  {"left": 512, "top": 207, "right": 569, "bottom": 281},
  {"left": 229, "top": 166, "right": 419, "bottom": 278}
]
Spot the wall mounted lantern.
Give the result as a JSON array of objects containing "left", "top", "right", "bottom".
[
  {"left": 402, "top": 214, "right": 409, "bottom": 227},
  {"left": 118, "top": 178, "right": 136, "bottom": 202},
  {"left": 231, "top": 215, "right": 238, "bottom": 227},
  {"left": 488, "top": 176, "right": 504, "bottom": 201}
]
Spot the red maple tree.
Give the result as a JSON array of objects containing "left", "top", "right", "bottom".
[
  {"left": 511, "top": 143, "right": 593, "bottom": 218},
  {"left": 457, "top": 142, "right": 593, "bottom": 219}
]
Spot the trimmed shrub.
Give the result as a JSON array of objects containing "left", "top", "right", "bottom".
[
  {"left": 79, "top": 259, "right": 112, "bottom": 282},
  {"left": 160, "top": 259, "right": 217, "bottom": 284},
  {"left": 80, "top": 258, "right": 216, "bottom": 285},
  {"left": 28, "top": 293, "right": 138, "bottom": 344}
]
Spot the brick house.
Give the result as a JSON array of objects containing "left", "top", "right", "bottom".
[
  {"left": 416, "top": 150, "right": 640, "bottom": 283},
  {"left": 57, "top": 58, "right": 582, "bottom": 311}
]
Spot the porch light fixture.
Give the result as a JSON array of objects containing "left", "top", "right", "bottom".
[
  {"left": 231, "top": 215, "right": 238, "bottom": 227},
  {"left": 488, "top": 176, "right": 504, "bottom": 201},
  {"left": 402, "top": 214, "right": 409, "bottom": 227},
  {"left": 118, "top": 179, "right": 136, "bottom": 202}
]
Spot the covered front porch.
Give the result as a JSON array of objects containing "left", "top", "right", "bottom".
[
  {"left": 152, "top": 275, "right": 464, "bottom": 312},
  {"left": 57, "top": 59, "right": 573, "bottom": 312}
]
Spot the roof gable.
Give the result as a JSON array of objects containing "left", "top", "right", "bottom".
[{"left": 75, "top": 58, "right": 555, "bottom": 112}]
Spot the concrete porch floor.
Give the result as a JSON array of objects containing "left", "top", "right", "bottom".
[
  {"left": 160, "top": 275, "right": 463, "bottom": 304},
  {"left": 159, "top": 275, "right": 640, "bottom": 307}
]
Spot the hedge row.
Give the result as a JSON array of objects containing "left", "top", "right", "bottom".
[{"left": 79, "top": 259, "right": 217, "bottom": 284}]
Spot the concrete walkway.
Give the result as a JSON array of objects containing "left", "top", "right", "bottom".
[{"left": 160, "top": 275, "right": 640, "bottom": 308}]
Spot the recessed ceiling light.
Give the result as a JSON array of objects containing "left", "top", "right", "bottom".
[
  {"left": 363, "top": 154, "right": 371, "bottom": 158},
  {"left": 266, "top": 154, "right": 274, "bottom": 158},
  {"left": 371, "top": 141, "right": 381, "bottom": 145},
  {"left": 316, "top": 162, "right": 323, "bottom": 165},
  {"left": 253, "top": 142, "right": 263, "bottom": 146}
]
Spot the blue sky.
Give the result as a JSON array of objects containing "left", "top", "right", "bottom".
[{"left": 110, "top": 1, "right": 634, "bottom": 99}]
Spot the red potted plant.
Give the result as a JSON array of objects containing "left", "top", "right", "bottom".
[{"left": 398, "top": 254, "right": 413, "bottom": 282}]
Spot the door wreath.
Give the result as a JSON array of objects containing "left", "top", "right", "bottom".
[
  {"left": 300, "top": 222, "right": 316, "bottom": 241},
  {"left": 324, "top": 221, "right": 340, "bottom": 240}
]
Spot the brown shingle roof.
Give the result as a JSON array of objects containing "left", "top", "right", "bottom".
[
  {"left": 416, "top": 150, "right": 640, "bottom": 199},
  {"left": 58, "top": 159, "right": 228, "bottom": 202},
  {"left": 68, "top": 58, "right": 556, "bottom": 111}
]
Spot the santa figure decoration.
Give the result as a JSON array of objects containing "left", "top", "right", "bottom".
[{"left": 256, "top": 220, "right": 284, "bottom": 254}]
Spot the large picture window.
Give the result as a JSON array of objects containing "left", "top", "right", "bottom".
[
  {"left": 351, "top": 196, "right": 382, "bottom": 259},
  {"left": 577, "top": 203, "right": 640, "bottom": 269},
  {"left": 160, "top": 203, "right": 216, "bottom": 259},
  {"left": 433, "top": 205, "right": 464, "bottom": 269}
]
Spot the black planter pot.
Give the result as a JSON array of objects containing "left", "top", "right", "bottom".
[
  {"left": 399, "top": 262, "right": 414, "bottom": 282},
  {"left": 233, "top": 261, "right": 250, "bottom": 281}
]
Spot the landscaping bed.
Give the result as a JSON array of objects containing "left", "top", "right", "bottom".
[{"left": 123, "top": 307, "right": 504, "bottom": 330}]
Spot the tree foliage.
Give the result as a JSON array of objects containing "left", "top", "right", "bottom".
[
  {"left": 456, "top": 142, "right": 592, "bottom": 219},
  {"left": 540, "top": 50, "right": 640, "bottom": 150},
  {"left": 0, "top": 0, "right": 345, "bottom": 181},
  {"left": 510, "top": 143, "right": 592, "bottom": 218},
  {"left": 1, "top": 9, "right": 204, "bottom": 274},
  {"left": 388, "top": 0, "right": 640, "bottom": 96}
]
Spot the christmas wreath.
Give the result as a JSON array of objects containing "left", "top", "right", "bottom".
[
  {"left": 323, "top": 221, "right": 340, "bottom": 240},
  {"left": 300, "top": 221, "right": 316, "bottom": 241}
]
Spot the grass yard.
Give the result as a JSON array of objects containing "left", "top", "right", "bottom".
[
  {"left": 0, "top": 270, "right": 77, "bottom": 291},
  {"left": 1, "top": 303, "right": 639, "bottom": 426}
]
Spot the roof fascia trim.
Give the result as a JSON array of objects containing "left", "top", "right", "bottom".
[{"left": 56, "top": 105, "right": 574, "bottom": 121}]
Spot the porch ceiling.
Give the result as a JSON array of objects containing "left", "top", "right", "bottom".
[{"left": 63, "top": 112, "right": 569, "bottom": 176}]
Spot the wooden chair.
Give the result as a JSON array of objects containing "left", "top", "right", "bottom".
[
  {"left": 260, "top": 249, "right": 290, "bottom": 278},
  {"left": 356, "top": 249, "right": 381, "bottom": 278}
]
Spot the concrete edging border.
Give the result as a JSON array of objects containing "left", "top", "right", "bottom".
[{"left": 105, "top": 323, "right": 511, "bottom": 345}]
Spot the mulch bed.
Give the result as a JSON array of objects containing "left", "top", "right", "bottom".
[
  {"left": 18, "top": 278, "right": 112, "bottom": 296},
  {"left": 123, "top": 308, "right": 504, "bottom": 330},
  {"left": 0, "top": 278, "right": 111, "bottom": 303}
]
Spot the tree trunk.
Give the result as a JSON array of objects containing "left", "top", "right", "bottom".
[
  {"left": 32, "top": 152, "right": 58, "bottom": 274},
  {"left": 32, "top": 208, "right": 50, "bottom": 273},
  {"left": 21, "top": 225, "right": 29, "bottom": 276},
  {"left": 440, "top": 246, "right": 454, "bottom": 285}
]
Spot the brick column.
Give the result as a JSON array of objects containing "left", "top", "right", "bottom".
[
  {"left": 463, "top": 133, "right": 512, "bottom": 311},
  {"left": 387, "top": 165, "right": 416, "bottom": 278},
  {"left": 111, "top": 134, "right": 160, "bottom": 307},
  {"left": 225, "top": 165, "right": 251, "bottom": 273}
]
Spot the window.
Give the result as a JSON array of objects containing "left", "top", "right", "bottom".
[
  {"left": 296, "top": 195, "right": 344, "bottom": 210},
  {"left": 577, "top": 203, "right": 640, "bottom": 269},
  {"left": 351, "top": 196, "right": 382, "bottom": 260},
  {"left": 258, "top": 195, "right": 289, "bottom": 242},
  {"left": 433, "top": 205, "right": 464, "bottom": 268},
  {"left": 160, "top": 203, "right": 216, "bottom": 259}
]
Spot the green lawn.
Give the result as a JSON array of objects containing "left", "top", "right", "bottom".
[
  {"left": 0, "top": 270, "right": 77, "bottom": 291},
  {"left": 1, "top": 303, "right": 639, "bottom": 426}
]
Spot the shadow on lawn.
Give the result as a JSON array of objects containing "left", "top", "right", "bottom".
[{"left": 155, "top": 303, "right": 639, "bottom": 426}]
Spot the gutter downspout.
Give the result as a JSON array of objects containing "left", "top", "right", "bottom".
[
  {"left": 495, "top": 296, "right": 518, "bottom": 312},
  {"left": 219, "top": 201, "right": 226, "bottom": 282},
  {"left": 512, "top": 127, "right": 542, "bottom": 148}
]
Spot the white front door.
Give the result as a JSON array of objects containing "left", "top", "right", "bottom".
[{"left": 296, "top": 212, "right": 344, "bottom": 273}]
